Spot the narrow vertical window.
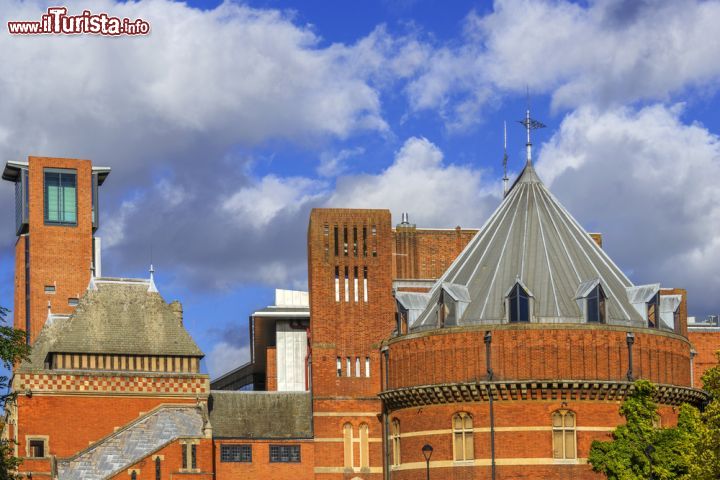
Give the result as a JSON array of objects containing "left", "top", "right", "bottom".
[
  {"left": 355, "top": 357, "right": 361, "bottom": 377},
  {"left": 354, "top": 266, "right": 359, "bottom": 302},
  {"left": 647, "top": 293, "right": 659, "bottom": 328},
  {"left": 334, "top": 225, "right": 339, "bottom": 256},
  {"left": 131, "top": 472, "right": 137, "bottom": 480},
  {"left": 391, "top": 419, "right": 401, "bottom": 466},
  {"left": 344, "top": 267, "right": 349, "bottom": 302},
  {"left": 335, "top": 266, "right": 340, "bottom": 302},
  {"left": 343, "top": 226, "right": 348, "bottom": 256},
  {"left": 353, "top": 226, "right": 358, "bottom": 257},
  {"left": 343, "top": 423, "right": 354, "bottom": 468},
  {"left": 191, "top": 444, "right": 197, "bottom": 469},
  {"left": 365, "top": 357, "right": 370, "bottom": 377},
  {"left": 586, "top": 284, "right": 606, "bottom": 323},
  {"left": 452, "top": 412, "right": 474, "bottom": 461},
  {"left": 552, "top": 410, "right": 576, "bottom": 459},
  {"left": 324, "top": 224, "right": 329, "bottom": 258},
  {"left": 155, "top": 456, "right": 161, "bottom": 480},
  {"left": 359, "top": 423, "right": 369, "bottom": 468},
  {"left": 346, "top": 357, "right": 351, "bottom": 377},
  {"left": 182, "top": 443, "right": 187, "bottom": 469},
  {"left": 371, "top": 225, "right": 377, "bottom": 257},
  {"left": 337, "top": 357, "right": 342, "bottom": 377},
  {"left": 363, "top": 267, "right": 368, "bottom": 303},
  {"left": 363, "top": 226, "right": 367, "bottom": 257}
]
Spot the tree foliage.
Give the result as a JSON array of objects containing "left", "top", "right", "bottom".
[{"left": 0, "top": 305, "right": 30, "bottom": 479}]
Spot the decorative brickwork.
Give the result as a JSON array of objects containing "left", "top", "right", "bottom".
[{"left": 15, "top": 373, "right": 210, "bottom": 396}]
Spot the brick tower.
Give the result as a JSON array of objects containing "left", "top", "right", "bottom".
[
  {"left": 307, "top": 209, "right": 395, "bottom": 478},
  {"left": 2, "top": 156, "right": 109, "bottom": 344}
]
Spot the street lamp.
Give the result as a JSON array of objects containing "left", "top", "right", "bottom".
[{"left": 421, "top": 444, "right": 433, "bottom": 480}]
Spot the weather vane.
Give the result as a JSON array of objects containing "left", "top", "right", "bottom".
[{"left": 517, "top": 89, "right": 545, "bottom": 165}]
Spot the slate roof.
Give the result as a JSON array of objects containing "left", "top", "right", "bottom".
[
  {"left": 209, "top": 391, "right": 312, "bottom": 438},
  {"left": 412, "top": 161, "right": 646, "bottom": 329},
  {"left": 19, "top": 278, "right": 203, "bottom": 371}
]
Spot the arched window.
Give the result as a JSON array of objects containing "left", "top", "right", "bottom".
[
  {"left": 391, "top": 419, "right": 401, "bottom": 466},
  {"left": 359, "top": 423, "right": 369, "bottom": 469},
  {"left": 508, "top": 283, "right": 530, "bottom": 323},
  {"left": 552, "top": 410, "right": 576, "bottom": 460},
  {"left": 130, "top": 472, "right": 137, "bottom": 480},
  {"left": 452, "top": 412, "right": 474, "bottom": 461},
  {"left": 586, "top": 284, "right": 606, "bottom": 323},
  {"left": 155, "top": 456, "right": 161, "bottom": 480},
  {"left": 343, "top": 423, "right": 354, "bottom": 468}
]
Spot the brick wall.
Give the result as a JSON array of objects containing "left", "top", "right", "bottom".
[
  {"left": 387, "top": 325, "right": 692, "bottom": 390},
  {"left": 393, "top": 226, "right": 476, "bottom": 280},
  {"left": 266, "top": 346, "right": 277, "bottom": 391},
  {"left": 688, "top": 330, "right": 720, "bottom": 387},
  {"left": 109, "top": 438, "right": 214, "bottom": 480},
  {"left": 214, "top": 439, "right": 314, "bottom": 479}
]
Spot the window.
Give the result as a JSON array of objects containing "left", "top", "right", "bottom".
[
  {"left": 44, "top": 168, "right": 77, "bottom": 225},
  {"left": 334, "top": 226, "right": 339, "bottom": 256},
  {"left": 337, "top": 357, "right": 342, "bottom": 377},
  {"left": 452, "top": 412, "right": 474, "bottom": 461},
  {"left": 343, "top": 226, "right": 348, "bottom": 256},
  {"left": 221, "top": 444, "right": 252, "bottom": 462},
  {"left": 335, "top": 267, "right": 340, "bottom": 302},
  {"left": 269, "top": 445, "right": 300, "bottom": 463},
  {"left": 155, "top": 456, "right": 161, "bottom": 480},
  {"left": 365, "top": 357, "right": 370, "bottom": 377},
  {"left": 354, "top": 266, "right": 359, "bottom": 302},
  {"left": 359, "top": 423, "right": 369, "bottom": 469},
  {"left": 355, "top": 357, "right": 361, "bottom": 377},
  {"left": 586, "top": 285, "right": 606, "bottom": 323},
  {"left": 344, "top": 267, "right": 349, "bottom": 302},
  {"left": 28, "top": 439, "right": 46, "bottom": 458},
  {"left": 508, "top": 283, "right": 530, "bottom": 323},
  {"left": 647, "top": 293, "right": 660, "bottom": 328},
  {"left": 346, "top": 357, "right": 351, "bottom": 377},
  {"left": 181, "top": 443, "right": 197, "bottom": 470},
  {"left": 44, "top": 285, "right": 55, "bottom": 294},
  {"left": 363, "top": 267, "right": 368, "bottom": 303},
  {"left": 131, "top": 472, "right": 137, "bottom": 480},
  {"left": 343, "top": 423, "right": 353, "bottom": 468},
  {"left": 68, "top": 298, "right": 79, "bottom": 307},
  {"left": 552, "top": 410, "right": 576, "bottom": 460},
  {"left": 391, "top": 419, "right": 401, "bottom": 466}
]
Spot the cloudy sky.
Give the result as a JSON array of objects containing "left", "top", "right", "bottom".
[{"left": 1, "top": 0, "right": 719, "bottom": 378}]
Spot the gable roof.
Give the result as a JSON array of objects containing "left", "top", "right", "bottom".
[
  {"left": 412, "top": 162, "right": 645, "bottom": 329},
  {"left": 19, "top": 279, "right": 203, "bottom": 371}
]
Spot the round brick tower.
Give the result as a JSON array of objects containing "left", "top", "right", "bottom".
[{"left": 380, "top": 160, "right": 707, "bottom": 479}]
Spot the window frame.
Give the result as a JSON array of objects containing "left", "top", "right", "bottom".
[
  {"left": 220, "top": 444, "right": 252, "bottom": 463},
  {"left": 451, "top": 412, "right": 474, "bottom": 462},
  {"left": 26, "top": 436, "right": 48, "bottom": 459},
  {"left": 269, "top": 444, "right": 301, "bottom": 463},
  {"left": 507, "top": 283, "right": 531, "bottom": 323},
  {"left": 180, "top": 441, "right": 199, "bottom": 472},
  {"left": 551, "top": 410, "right": 577, "bottom": 461},
  {"left": 43, "top": 168, "right": 78, "bottom": 227},
  {"left": 391, "top": 418, "right": 401, "bottom": 467},
  {"left": 586, "top": 284, "right": 606, "bottom": 323}
]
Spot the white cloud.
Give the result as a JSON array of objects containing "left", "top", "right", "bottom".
[
  {"left": 405, "top": 0, "right": 720, "bottom": 129},
  {"left": 536, "top": 104, "right": 720, "bottom": 315},
  {"left": 327, "top": 136, "right": 498, "bottom": 227},
  {"left": 222, "top": 175, "right": 326, "bottom": 229},
  {"left": 206, "top": 341, "right": 250, "bottom": 379},
  {"left": 317, "top": 147, "right": 365, "bottom": 177}
]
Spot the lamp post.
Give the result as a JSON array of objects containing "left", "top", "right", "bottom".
[
  {"left": 626, "top": 332, "right": 635, "bottom": 381},
  {"left": 421, "top": 444, "right": 433, "bottom": 480}
]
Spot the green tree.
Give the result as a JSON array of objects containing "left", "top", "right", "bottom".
[
  {"left": 588, "top": 380, "right": 694, "bottom": 480},
  {"left": 0, "top": 305, "right": 31, "bottom": 479}
]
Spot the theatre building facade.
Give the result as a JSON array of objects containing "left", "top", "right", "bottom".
[{"left": 2, "top": 148, "right": 717, "bottom": 479}]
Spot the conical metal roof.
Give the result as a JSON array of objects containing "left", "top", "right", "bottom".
[{"left": 412, "top": 161, "right": 645, "bottom": 329}]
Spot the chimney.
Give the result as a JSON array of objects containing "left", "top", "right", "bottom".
[
  {"left": 401, "top": 212, "right": 410, "bottom": 225},
  {"left": 170, "top": 300, "right": 183, "bottom": 325}
]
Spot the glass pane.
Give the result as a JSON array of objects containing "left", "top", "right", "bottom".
[
  {"left": 62, "top": 176, "right": 76, "bottom": 223},
  {"left": 46, "top": 183, "right": 60, "bottom": 222},
  {"left": 519, "top": 295, "right": 529, "bottom": 322},
  {"left": 453, "top": 415, "right": 462, "bottom": 430},
  {"left": 463, "top": 415, "right": 473, "bottom": 430},
  {"left": 454, "top": 433, "right": 463, "bottom": 460},
  {"left": 587, "top": 297, "right": 598, "bottom": 322},
  {"left": 564, "top": 413, "right": 575, "bottom": 427},
  {"left": 552, "top": 413, "right": 562, "bottom": 427},
  {"left": 553, "top": 431, "right": 563, "bottom": 459},
  {"left": 565, "top": 432, "right": 575, "bottom": 458},
  {"left": 464, "top": 434, "right": 474, "bottom": 460},
  {"left": 510, "top": 296, "right": 518, "bottom": 322}
]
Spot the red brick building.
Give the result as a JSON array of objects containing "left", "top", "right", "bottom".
[{"left": 2, "top": 146, "right": 717, "bottom": 479}]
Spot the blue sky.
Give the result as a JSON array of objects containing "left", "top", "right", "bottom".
[{"left": 1, "top": 0, "right": 720, "bottom": 378}]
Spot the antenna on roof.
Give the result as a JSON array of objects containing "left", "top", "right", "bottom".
[
  {"left": 148, "top": 264, "right": 159, "bottom": 293},
  {"left": 517, "top": 87, "right": 545, "bottom": 165},
  {"left": 502, "top": 121, "right": 509, "bottom": 196}
]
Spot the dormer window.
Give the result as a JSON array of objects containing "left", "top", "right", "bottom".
[
  {"left": 586, "top": 285, "right": 606, "bottom": 323},
  {"left": 508, "top": 283, "right": 530, "bottom": 323},
  {"left": 437, "top": 283, "right": 470, "bottom": 327},
  {"left": 647, "top": 293, "right": 659, "bottom": 328}
]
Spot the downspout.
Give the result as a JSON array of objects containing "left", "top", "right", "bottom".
[
  {"left": 382, "top": 345, "right": 390, "bottom": 480},
  {"left": 690, "top": 349, "right": 697, "bottom": 388},
  {"left": 626, "top": 332, "right": 635, "bottom": 381},
  {"left": 484, "top": 331, "right": 496, "bottom": 480}
]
